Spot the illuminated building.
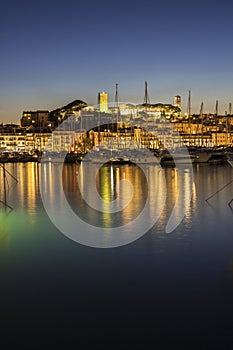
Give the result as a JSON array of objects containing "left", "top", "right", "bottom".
[
  {"left": 98, "top": 92, "right": 108, "bottom": 113},
  {"left": 174, "top": 95, "right": 181, "bottom": 109},
  {"left": 20, "top": 110, "right": 49, "bottom": 128},
  {"left": 0, "top": 132, "right": 52, "bottom": 152}
]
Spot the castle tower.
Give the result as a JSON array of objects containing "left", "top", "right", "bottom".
[
  {"left": 174, "top": 95, "right": 181, "bottom": 109},
  {"left": 98, "top": 92, "right": 108, "bottom": 113}
]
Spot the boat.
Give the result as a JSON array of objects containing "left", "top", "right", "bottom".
[
  {"left": 193, "top": 148, "right": 212, "bottom": 163},
  {"left": 190, "top": 147, "right": 229, "bottom": 164},
  {"left": 207, "top": 151, "right": 227, "bottom": 165},
  {"left": 0, "top": 153, "right": 9, "bottom": 163},
  {"left": 41, "top": 151, "right": 67, "bottom": 163},
  {"left": 130, "top": 155, "right": 157, "bottom": 164},
  {"left": 107, "top": 157, "right": 131, "bottom": 165},
  {"left": 127, "top": 148, "right": 158, "bottom": 164},
  {"left": 19, "top": 152, "right": 33, "bottom": 163},
  {"left": 159, "top": 149, "right": 197, "bottom": 166},
  {"left": 8, "top": 152, "right": 21, "bottom": 162},
  {"left": 160, "top": 153, "right": 197, "bottom": 166},
  {"left": 30, "top": 153, "right": 41, "bottom": 162}
]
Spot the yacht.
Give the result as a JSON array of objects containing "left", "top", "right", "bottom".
[
  {"left": 159, "top": 149, "right": 197, "bottom": 166},
  {"left": 207, "top": 150, "right": 227, "bottom": 165}
]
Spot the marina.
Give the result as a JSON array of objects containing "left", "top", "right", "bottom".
[
  {"left": 1, "top": 0, "right": 233, "bottom": 346},
  {"left": 1, "top": 146, "right": 233, "bottom": 166}
]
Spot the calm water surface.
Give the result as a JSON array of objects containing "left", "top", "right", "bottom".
[{"left": 0, "top": 162, "right": 233, "bottom": 347}]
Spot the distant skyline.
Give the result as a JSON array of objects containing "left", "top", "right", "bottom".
[{"left": 1, "top": 0, "right": 233, "bottom": 122}]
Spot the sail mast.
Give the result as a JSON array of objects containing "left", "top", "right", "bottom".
[
  {"left": 115, "top": 82, "right": 119, "bottom": 133},
  {"left": 229, "top": 102, "right": 232, "bottom": 146},
  {"left": 215, "top": 100, "right": 218, "bottom": 142},
  {"left": 3, "top": 164, "right": 7, "bottom": 211},
  {"left": 188, "top": 90, "right": 191, "bottom": 145},
  {"left": 144, "top": 81, "right": 150, "bottom": 130},
  {"left": 144, "top": 81, "right": 150, "bottom": 105},
  {"left": 200, "top": 101, "right": 204, "bottom": 147}
]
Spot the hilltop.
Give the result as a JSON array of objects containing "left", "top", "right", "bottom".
[{"left": 49, "top": 99, "right": 87, "bottom": 126}]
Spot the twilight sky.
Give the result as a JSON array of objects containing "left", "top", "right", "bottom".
[{"left": 0, "top": 0, "right": 233, "bottom": 122}]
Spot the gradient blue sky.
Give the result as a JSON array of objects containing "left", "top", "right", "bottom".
[{"left": 1, "top": 0, "right": 233, "bottom": 122}]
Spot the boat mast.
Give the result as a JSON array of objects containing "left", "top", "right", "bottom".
[
  {"left": 3, "top": 164, "right": 7, "bottom": 210},
  {"left": 215, "top": 100, "right": 218, "bottom": 146},
  {"left": 188, "top": 90, "right": 191, "bottom": 146},
  {"left": 80, "top": 109, "right": 83, "bottom": 131},
  {"left": 144, "top": 81, "right": 150, "bottom": 130},
  {"left": 200, "top": 101, "right": 204, "bottom": 147},
  {"left": 144, "top": 81, "right": 150, "bottom": 105},
  {"left": 229, "top": 102, "right": 232, "bottom": 146},
  {"left": 115, "top": 82, "right": 119, "bottom": 133}
]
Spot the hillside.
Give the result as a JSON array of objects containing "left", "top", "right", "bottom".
[{"left": 49, "top": 99, "right": 87, "bottom": 126}]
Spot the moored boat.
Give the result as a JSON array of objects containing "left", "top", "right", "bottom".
[
  {"left": 208, "top": 152, "right": 227, "bottom": 165},
  {"left": 193, "top": 149, "right": 212, "bottom": 163},
  {"left": 107, "top": 157, "right": 131, "bottom": 165},
  {"left": 159, "top": 149, "right": 197, "bottom": 166},
  {"left": 0, "top": 153, "right": 9, "bottom": 163}
]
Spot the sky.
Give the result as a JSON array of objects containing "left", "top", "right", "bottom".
[{"left": 0, "top": 0, "right": 233, "bottom": 123}]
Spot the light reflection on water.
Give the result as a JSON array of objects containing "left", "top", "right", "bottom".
[
  {"left": 0, "top": 161, "right": 231, "bottom": 259},
  {"left": 0, "top": 162, "right": 232, "bottom": 240},
  {"left": 0, "top": 162, "right": 233, "bottom": 345}
]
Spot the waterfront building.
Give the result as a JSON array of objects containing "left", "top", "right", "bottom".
[
  {"left": 133, "top": 128, "right": 161, "bottom": 149},
  {"left": 50, "top": 130, "right": 87, "bottom": 152},
  {"left": 51, "top": 130, "right": 76, "bottom": 152},
  {"left": 34, "top": 133, "right": 53, "bottom": 151},
  {"left": 1, "top": 95, "right": 232, "bottom": 153},
  {"left": 172, "top": 122, "right": 206, "bottom": 134},
  {"left": 181, "top": 133, "right": 213, "bottom": 147},
  {"left": 90, "top": 126, "right": 169, "bottom": 150},
  {"left": 0, "top": 132, "right": 52, "bottom": 152},
  {"left": 0, "top": 133, "right": 27, "bottom": 152},
  {"left": 211, "top": 132, "right": 233, "bottom": 147}
]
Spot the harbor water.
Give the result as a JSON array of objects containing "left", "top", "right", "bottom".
[{"left": 0, "top": 162, "right": 233, "bottom": 347}]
